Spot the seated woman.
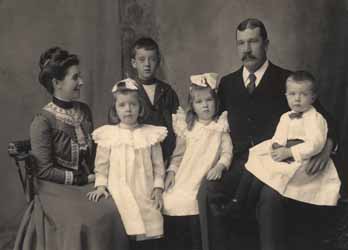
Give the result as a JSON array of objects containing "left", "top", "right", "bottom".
[{"left": 14, "top": 47, "right": 129, "bottom": 250}]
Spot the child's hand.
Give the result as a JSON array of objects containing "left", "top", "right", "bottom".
[
  {"left": 206, "top": 163, "right": 226, "bottom": 181},
  {"left": 164, "top": 171, "right": 175, "bottom": 191},
  {"left": 151, "top": 188, "right": 163, "bottom": 210},
  {"left": 271, "top": 142, "right": 283, "bottom": 150},
  {"left": 87, "top": 186, "right": 109, "bottom": 202},
  {"left": 271, "top": 147, "right": 292, "bottom": 162}
]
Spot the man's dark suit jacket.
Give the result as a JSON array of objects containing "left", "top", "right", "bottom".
[
  {"left": 198, "top": 62, "right": 337, "bottom": 250},
  {"left": 218, "top": 62, "right": 337, "bottom": 158}
]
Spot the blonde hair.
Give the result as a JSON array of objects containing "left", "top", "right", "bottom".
[
  {"left": 286, "top": 70, "right": 318, "bottom": 95},
  {"left": 185, "top": 85, "right": 220, "bottom": 130},
  {"left": 108, "top": 89, "right": 147, "bottom": 125}
]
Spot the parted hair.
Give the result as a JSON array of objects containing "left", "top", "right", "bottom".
[
  {"left": 130, "top": 37, "right": 161, "bottom": 62},
  {"left": 236, "top": 18, "right": 268, "bottom": 41},
  {"left": 38, "top": 46, "right": 79, "bottom": 94}
]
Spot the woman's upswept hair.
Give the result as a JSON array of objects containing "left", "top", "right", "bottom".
[
  {"left": 38, "top": 46, "right": 79, "bottom": 94},
  {"left": 108, "top": 88, "right": 147, "bottom": 125},
  {"left": 185, "top": 84, "right": 220, "bottom": 130}
]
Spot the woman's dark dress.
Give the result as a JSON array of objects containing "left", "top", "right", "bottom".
[{"left": 14, "top": 98, "right": 129, "bottom": 250}]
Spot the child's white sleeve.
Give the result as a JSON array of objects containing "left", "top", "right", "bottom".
[
  {"left": 291, "top": 113, "right": 328, "bottom": 162},
  {"left": 167, "top": 136, "right": 186, "bottom": 173},
  {"left": 271, "top": 114, "right": 288, "bottom": 145},
  {"left": 216, "top": 132, "right": 233, "bottom": 170},
  {"left": 151, "top": 143, "right": 165, "bottom": 189},
  {"left": 94, "top": 145, "right": 111, "bottom": 187}
]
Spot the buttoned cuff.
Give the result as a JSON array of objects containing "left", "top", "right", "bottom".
[
  {"left": 217, "top": 159, "right": 230, "bottom": 170},
  {"left": 64, "top": 171, "right": 74, "bottom": 185},
  {"left": 167, "top": 164, "right": 179, "bottom": 174},
  {"left": 153, "top": 177, "right": 164, "bottom": 190},
  {"left": 291, "top": 147, "right": 302, "bottom": 162},
  {"left": 95, "top": 176, "right": 108, "bottom": 187}
]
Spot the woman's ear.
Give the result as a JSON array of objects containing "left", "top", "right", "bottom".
[{"left": 52, "top": 78, "right": 60, "bottom": 90}]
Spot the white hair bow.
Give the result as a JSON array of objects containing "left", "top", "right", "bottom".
[
  {"left": 112, "top": 78, "right": 138, "bottom": 93},
  {"left": 190, "top": 73, "right": 218, "bottom": 90}
]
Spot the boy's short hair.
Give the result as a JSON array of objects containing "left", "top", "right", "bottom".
[
  {"left": 286, "top": 70, "right": 318, "bottom": 94},
  {"left": 130, "top": 37, "right": 161, "bottom": 61}
]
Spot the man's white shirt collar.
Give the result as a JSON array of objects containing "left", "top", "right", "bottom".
[{"left": 243, "top": 60, "right": 269, "bottom": 88}]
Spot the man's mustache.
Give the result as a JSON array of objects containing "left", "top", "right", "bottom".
[{"left": 242, "top": 53, "right": 256, "bottom": 61}]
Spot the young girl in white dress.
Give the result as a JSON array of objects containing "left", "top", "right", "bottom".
[
  {"left": 245, "top": 71, "right": 341, "bottom": 206},
  {"left": 87, "top": 78, "right": 167, "bottom": 250},
  {"left": 162, "top": 73, "right": 233, "bottom": 250}
]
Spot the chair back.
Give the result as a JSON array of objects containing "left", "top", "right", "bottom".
[{"left": 8, "top": 140, "right": 35, "bottom": 202}]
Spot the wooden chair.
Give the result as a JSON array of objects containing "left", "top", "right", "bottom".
[{"left": 7, "top": 140, "right": 35, "bottom": 202}]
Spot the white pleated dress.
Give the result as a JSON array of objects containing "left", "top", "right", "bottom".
[
  {"left": 245, "top": 106, "right": 341, "bottom": 206},
  {"left": 92, "top": 124, "right": 167, "bottom": 239},
  {"left": 163, "top": 111, "right": 233, "bottom": 216}
]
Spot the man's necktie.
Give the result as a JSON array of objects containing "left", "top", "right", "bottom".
[
  {"left": 288, "top": 112, "right": 303, "bottom": 119},
  {"left": 247, "top": 73, "right": 256, "bottom": 94}
]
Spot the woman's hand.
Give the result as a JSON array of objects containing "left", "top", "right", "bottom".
[
  {"left": 206, "top": 163, "right": 225, "bottom": 181},
  {"left": 151, "top": 188, "right": 163, "bottom": 210},
  {"left": 87, "top": 186, "right": 109, "bottom": 202},
  {"left": 87, "top": 174, "right": 95, "bottom": 183},
  {"left": 164, "top": 171, "right": 175, "bottom": 191}
]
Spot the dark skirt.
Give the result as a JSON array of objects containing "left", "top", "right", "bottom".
[{"left": 14, "top": 180, "right": 129, "bottom": 250}]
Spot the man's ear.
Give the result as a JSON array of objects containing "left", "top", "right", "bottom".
[
  {"left": 264, "top": 39, "right": 270, "bottom": 52},
  {"left": 131, "top": 58, "right": 137, "bottom": 69}
]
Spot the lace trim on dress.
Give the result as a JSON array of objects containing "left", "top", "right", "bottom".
[
  {"left": 172, "top": 108, "right": 230, "bottom": 139},
  {"left": 92, "top": 124, "right": 168, "bottom": 149}
]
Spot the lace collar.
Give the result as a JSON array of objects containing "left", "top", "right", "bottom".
[{"left": 93, "top": 124, "right": 167, "bottom": 149}]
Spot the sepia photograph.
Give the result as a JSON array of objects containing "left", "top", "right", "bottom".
[{"left": 1, "top": 1, "right": 348, "bottom": 250}]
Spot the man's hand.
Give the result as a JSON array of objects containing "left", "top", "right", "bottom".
[
  {"left": 271, "top": 147, "right": 292, "bottom": 162},
  {"left": 306, "top": 139, "right": 333, "bottom": 175}
]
